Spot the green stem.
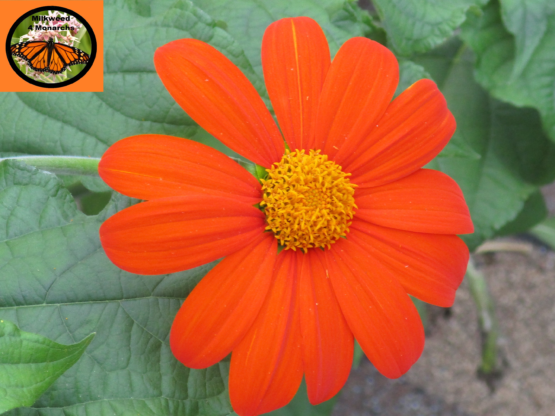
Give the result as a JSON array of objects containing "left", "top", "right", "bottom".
[
  {"left": 452, "top": 43, "right": 468, "bottom": 66},
  {"left": 0, "top": 156, "right": 100, "bottom": 177},
  {"left": 466, "top": 257, "right": 502, "bottom": 378}
]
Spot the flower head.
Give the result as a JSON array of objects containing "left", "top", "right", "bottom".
[
  {"left": 261, "top": 149, "right": 357, "bottom": 251},
  {"left": 99, "top": 17, "right": 473, "bottom": 416}
]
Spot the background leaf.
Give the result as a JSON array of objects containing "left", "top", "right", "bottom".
[
  {"left": 499, "top": 0, "right": 553, "bottom": 79},
  {"left": 372, "top": 0, "right": 486, "bottom": 55},
  {"left": 0, "top": 161, "right": 230, "bottom": 416},
  {"left": 0, "top": 321, "right": 94, "bottom": 414},
  {"left": 191, "top": 0, "right": 373, "bottom": 78},
  {"left": 495, "top": 191, "right": 547, "bottom": 237},
  {"left": 415, "top": 42, "right": 549, "bottom": 250},
  {"left": 0, "top": 0, "right": 259, "bottom": 160},
  {"left": 461, "top": 0, "right": 555, "bottom": 140}
]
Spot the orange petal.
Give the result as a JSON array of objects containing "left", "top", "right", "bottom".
[
  {"left": 349, "top": 219, "right": 469, "bottom": 307},
  {"left": 100, "top": 195, "right": 265, "bottom": 275},
  {"left": 99, "top": 135, "right": 261, "bottom": 204},
  {"left": 346, "top": 79, "right": 456, "bottom": 187},
  {"left": 229, "top": 251, "right": 303, "bottom": 416},
  {"left": 313, "top": 37, "right": 398, "bottom": 164},
  {"left": 170, "top": 233, "right": 277, "bottom": 369},
  {"left": 325, "top": 239, "right": 424, "bottom": 379},
  {"left": 154, "top": 39, "right": 284, "bottom": 167},
  {"left": 355, "top": 169, "right": 473, "bottom": 234},
  {"left": 262, "top": 17, "right": 330, "bottom": 151},
  {"left": 298, "top": 250, "right": 353, "bottom": 404}
]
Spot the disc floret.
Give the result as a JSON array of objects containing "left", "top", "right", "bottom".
[{"left": 260, "top": 149, "right": 357, "bottom": 252}]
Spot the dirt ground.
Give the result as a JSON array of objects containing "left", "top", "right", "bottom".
[{"left": 333, "top": 185, "right": 555, "bottom": 416}]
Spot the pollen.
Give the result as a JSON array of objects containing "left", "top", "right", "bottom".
[{"left": 260, "top": 149, "right": 357, "bottom": 252}]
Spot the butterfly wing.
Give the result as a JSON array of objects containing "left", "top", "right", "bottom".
[
  {"left": 10, "top": 41, "right": 90, "bottom": 74},
  {"left": 51, "top": 43, "right": 90, "bottom": 74},
  {"left": 10, "top": 41, "right": 50, "bottom": 72}
]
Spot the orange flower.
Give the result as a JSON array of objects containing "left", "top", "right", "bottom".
[{"left": 99, "top": 17, "right": 473, "bottom": 416}]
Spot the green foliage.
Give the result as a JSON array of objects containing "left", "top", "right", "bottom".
[
  {"left": 499, "top": 0, "right": 553, "bottom": 79},
  {"left": 496, "top": 191, "right": 547, "bottom": 237},
  {"left": 417, "top": 42, "right": 552, "bottom": 250},
  {"left": 461, "top": 0, "right": 555, "bottom": 140},
  {"left": 0, "top": 0, "right": 254, "bottom": 159},
  {"left": 79, "top": 191, "right": 113, "bottom": 215},
  {"left": 373, "top": 0, "right": 486, "bottom": 55},
  {"left": 0, "top": 321, "right": 94, "bottom": 414},
  {"left": 192, "top": 0, "right": 373, "bottom": 75},
  {"left": 0, "top": 161, "right": 228, "bottom": 416}
]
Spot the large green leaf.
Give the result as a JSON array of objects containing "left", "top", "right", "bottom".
[
  {"left": 191, "top": 0, "right": 373, "bottom": 77},
  {"left": 461, "top": 0, "right": 555, "bottom": 140},
  {"left": 415, "top": 42, "right": 546, "bottom": 250},
  {"left": 372, "top": 0, "right": 486, "bottom": 56},
  {"left": 496, "top": 191, "right": 547, "bottom": 237},
  {"left": 499, "top": 0, "right": 554, "bottom": 79},
  {"left": 0, "top": 0, "right": 259, "bottom": 160},
  {"left": 0, "top": 321, "right": 94, "bottom": 414},
  {"left": 0, "top": 160, "right": 230, "bottom": 416}
]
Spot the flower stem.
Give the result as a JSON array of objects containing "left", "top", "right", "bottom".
[
  {"left": 466, "top": 257, "right": 504, "bottom": 387},
  {"left": 0, "top": 156, "right": 100, "bottom": 176}
]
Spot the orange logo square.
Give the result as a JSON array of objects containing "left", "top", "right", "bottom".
[{"left": 1, "top": 1, "right": 103, "bottom": 91}]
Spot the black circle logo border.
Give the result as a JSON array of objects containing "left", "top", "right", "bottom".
[{"left": 6, "top": 5, "right": 97, "bottom": 89}]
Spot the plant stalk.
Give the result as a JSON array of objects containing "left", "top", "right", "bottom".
[
  {"left": 466, "top": 256, "right": 504, "bottom": 387},
  {"left": 0, "top": 156, "right": 100, "bottom": 176}
]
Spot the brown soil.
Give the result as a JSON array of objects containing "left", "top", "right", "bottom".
[{"left": 333, "top": 185, "right": 555, "bottom": 416}]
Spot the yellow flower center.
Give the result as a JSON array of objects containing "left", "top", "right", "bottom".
[{"left": 260, "top": 149, "right": 357, "bottom": 252}]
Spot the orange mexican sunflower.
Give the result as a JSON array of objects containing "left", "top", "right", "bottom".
[{"left": 99, "top": 17, "right": 473, "bottom": 416}]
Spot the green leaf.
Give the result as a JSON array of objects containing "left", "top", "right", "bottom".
[
  {"left": 530, "top": 217, "right": 555, "bottom": 250},
  {"left": 0, "top": 0, "right": 256, "bottom": 160},
  {"left": 418, "top": 45, "right": 537, "bottom": 250},
  {"left": 484, "top": 102, "right": 555, "bottom": 186},
  {"left": 268, "top": 381, "right": 336, "bottom": 416},
  {"left": 0, "top": 321, "right": 94, "bottom": 414},
  {"left": 79, "top": 191, "right": 113, "bottom": 216},
  {"left": 372, "top": 0, "right": 486, "bottom": 56},
  {"left": 499, "top": 0, "right": 554, "bottom": 80},
  {"left": 461, "top": 0, "right": 555, "bottom": 140},
  {"left": 326, "top": 0, "right": 378, "bottom": 40},
  {"left": 496, "top": 191, "right": 547, "bottom": 236},
  {"left": 191, "top": 0, "right": 373, "bottom": 78},
  {"left": 0, "top": 160, "right": 231, "bottom": 415}
]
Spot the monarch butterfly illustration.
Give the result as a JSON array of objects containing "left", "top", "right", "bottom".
[{"left": 10, "top": 37, "right": 89, "bottom": 75}]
